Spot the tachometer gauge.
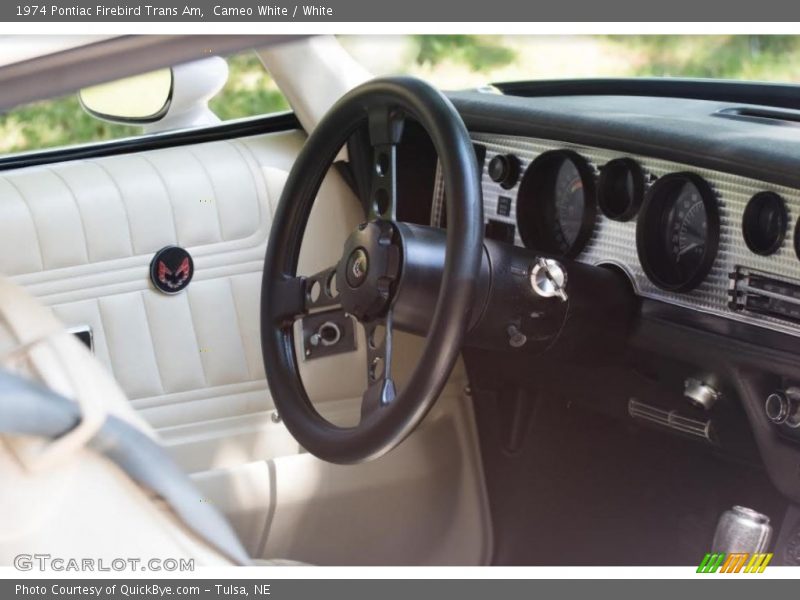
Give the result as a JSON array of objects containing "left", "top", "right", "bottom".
[
  {"left": 517, "top": 150, "right": 597, "bottom": 258},
  {"left": 637, "top": 172, "right": 720, "bottom": 292}
]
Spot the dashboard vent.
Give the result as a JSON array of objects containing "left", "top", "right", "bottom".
[
  {"left": 628, "top": 399, "right": 715, "bottom": 443},
  {"left": 715, "top": 107, "right": 800, "bottom": 128}
]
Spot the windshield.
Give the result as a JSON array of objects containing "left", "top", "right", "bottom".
[
  {"left": 2, "top": 35, "right": 797, "bottom": 157},
  {"left": 341, "top": 35, "right": 800, "bottom": 89}
]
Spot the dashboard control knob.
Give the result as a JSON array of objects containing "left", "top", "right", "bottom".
[
  {"left": 488, "top": 154, "right": 520, "bottom": 189},
  {"left": 765, "top": 389, "right": 800, "bottom": 427},
  {"left": 530, "top": 258, "right": 568, "bottom": 302},
  {"left": 684, "top": 378, "right": 720, "bottom": 411},
  {"left": 506, "top": 324, "right": 527, "bottom": 348}
]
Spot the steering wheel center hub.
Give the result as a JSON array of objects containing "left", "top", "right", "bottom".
[
  {"left": 346, "top": 248, "right": 370, "bottom": 287},
  {"left": 337, "top": 220, "right": 401, "bottom": 321}
]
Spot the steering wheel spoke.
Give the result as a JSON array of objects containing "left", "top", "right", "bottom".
[
  {"left": 303, "top": 264, "right": 341, "bottom": 312},
  {"left": 367, "top": 105, "right": 404, "bottom": 221},
  {"left": 360, "top": 311, "right": 396, "bottom": 421},
  {"left": 273, "top": 265, "right": 340, "bottom": 326}
]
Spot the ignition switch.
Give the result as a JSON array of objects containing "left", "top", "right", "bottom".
[{"left": 529, "top": 258, "right": 568, "bottom": 302}]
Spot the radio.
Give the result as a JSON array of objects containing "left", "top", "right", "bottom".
[{"left": 729, "top": 266, "right": 800, "bottom": 325}]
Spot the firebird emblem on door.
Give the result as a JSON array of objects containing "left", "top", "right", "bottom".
[
  {"left": 158, "top": 257, "right": 191, "bottom": 288},
  {"left": 149, "top": 246, "right": 194, "bottom": 294}
]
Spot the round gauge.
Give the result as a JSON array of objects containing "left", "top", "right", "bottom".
[
  {"left": 516, "top": 150, "right": 596, "bottom": 258},
  {"left": 793, "top": 218, "right": 800, "bottom": 262},
  {"left": 636, "top": 172, "right": 720, "bottom": 292},
  {"left": 742, "top": 191, "right": 787, "bottom": 256},
  {"left": 597, "top": 158, "right": 645, "bottom": 222}
]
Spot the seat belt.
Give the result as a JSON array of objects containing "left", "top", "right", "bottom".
[{"left": 0, "top": 369, "right": 251, "bottom": 566}]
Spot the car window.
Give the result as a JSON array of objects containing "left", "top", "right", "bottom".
[{"left": 0, "top": 50, "right": 289, "bottom": 156}]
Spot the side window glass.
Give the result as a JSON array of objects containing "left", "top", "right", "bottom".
[{"left": 0, "top": 50, "right": 290, "bottom": 156}]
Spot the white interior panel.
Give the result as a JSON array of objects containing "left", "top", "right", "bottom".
[{"left": 0, "top": 125, "right": 492, "bottom": 565}]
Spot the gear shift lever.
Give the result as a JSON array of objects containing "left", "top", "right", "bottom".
[{"left": 712, "top": 506, "right": 773, "bottom": 553}]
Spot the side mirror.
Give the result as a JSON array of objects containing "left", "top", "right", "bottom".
[
  {"left": 78, "top": 57, "right": 229, "bottom": 133},
  {"left": 79, "top": 68, "right": 173, "bottom": 123}
]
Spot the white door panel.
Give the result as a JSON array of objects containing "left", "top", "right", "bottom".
[{"left": 3, "top": 131, "right": 302, "bottom": 420}]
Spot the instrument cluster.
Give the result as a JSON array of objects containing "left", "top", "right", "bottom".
[{"left": 430, "top": 133, "right": 800, "bottom": 337}]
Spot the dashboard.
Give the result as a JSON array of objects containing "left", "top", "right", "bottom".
[
  {"left": 432, "top": 132, "right": 800, "bottom": 339},
  {"left": 422, "top": 86, "right": 800, "bottom": 529},
  {"left": 420, "top": 84, "right": 800, "bottom": 564}
]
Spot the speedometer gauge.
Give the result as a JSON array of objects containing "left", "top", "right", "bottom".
[
  {"left": 517, "top": 150, "right": 596, "bottom": 258},
  {"left": 636, "top": 172, "right": 720, "bottom": 292},
  {"left": 668, "top": 185, "right": 707, "bottom": 266}
]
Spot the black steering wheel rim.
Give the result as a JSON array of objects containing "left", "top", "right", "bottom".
[{"left": 260, "top": 76, "right": 483, "bottom": 464}]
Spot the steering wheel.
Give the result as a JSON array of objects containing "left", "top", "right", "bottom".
[{"left": 260, "top": 77, "right": 483, "bottom": 464}]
